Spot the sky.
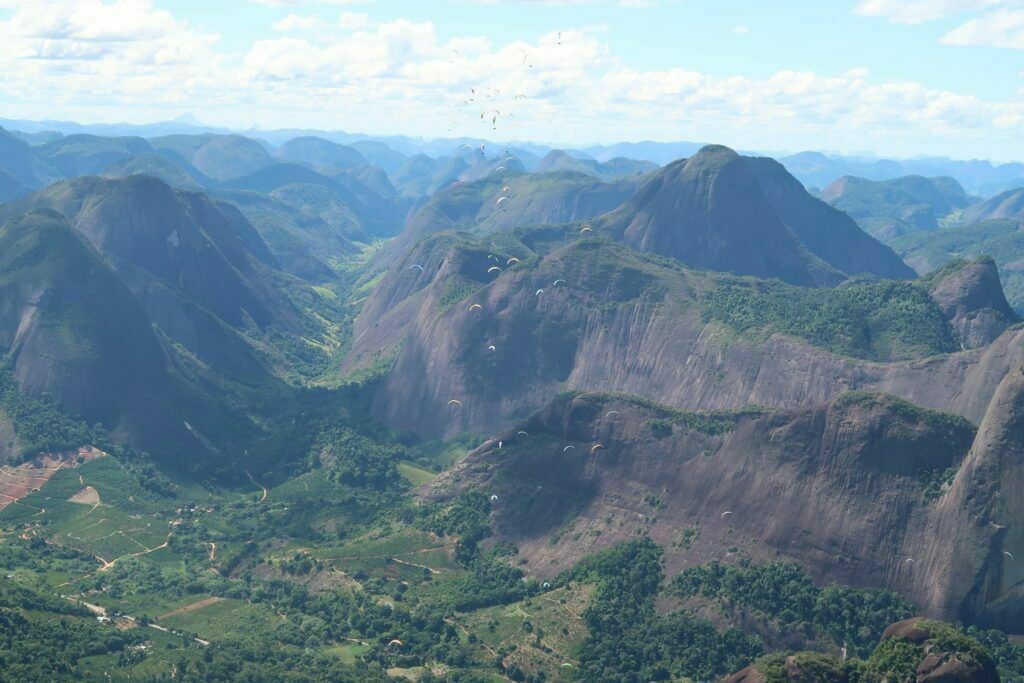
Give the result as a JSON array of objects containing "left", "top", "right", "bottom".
[{"left": 1, "top": 0, "right": 1023, "bottom": 160}]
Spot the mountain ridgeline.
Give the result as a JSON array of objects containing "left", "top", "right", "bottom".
[
  {"left": 3, "top": 125, "right": 1024, "bottom": 680},
  {"left": 599, "top": 145, "right": 914, "bottom": 285}
]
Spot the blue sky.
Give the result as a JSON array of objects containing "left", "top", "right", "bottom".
[{"left": 1, "top": 0, "right": 1023, "bottom": 159}]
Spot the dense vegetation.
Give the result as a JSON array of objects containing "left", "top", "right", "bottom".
[
  {"left": 568, "top": 539, "right": 762, "bottom": 682},
  {"left": 891, "top": 218, "right": 1024, "bottom": 313},
  {"left": 701, "top": 278, "right": 957, "bottom": 360},
  {"left": 674, "top": 560, "right": 912, "bottom": 657},
  {"left": 0, "top": 364, "right": 97, "bottom": 462}
]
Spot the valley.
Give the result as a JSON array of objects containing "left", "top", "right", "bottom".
[{"left": 1, "top": 120, "right": 1024, "bottom": 682}]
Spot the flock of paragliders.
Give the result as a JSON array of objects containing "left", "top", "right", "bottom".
[{"left": 385, "top": 32, "right": 1006, "bottom": 661}]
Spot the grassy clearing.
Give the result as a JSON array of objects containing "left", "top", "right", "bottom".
[
  {"left": 159, "top": 597, "right": 282, "bottom": 642},
  {"left": 398, "top": 461, "right": 436, "bottom": 486}
]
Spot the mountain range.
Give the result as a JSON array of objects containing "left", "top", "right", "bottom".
[{"left": 3, "top": 121, "right": 1024, "bottom": 680}]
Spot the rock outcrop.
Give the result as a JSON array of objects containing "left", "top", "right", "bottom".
[
  {"left": 600, "top": 145, "right": 915, "bottom": 285},
  {"left": 423, "top": 357, "right": 1024, "bottom": 631},
  {"left": 925, "top": 257, "right": 1019, "bottom": 349},
  {"left": 353, "top": 238, "right": 1023, "bottom": 440},
  {"left": 422, "top": 392, "right": 976, "bottom": 605}
]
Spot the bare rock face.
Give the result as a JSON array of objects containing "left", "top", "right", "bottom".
[
  {"left": 926, "top": 257, "right": 1019, "bottom": 349},
  {"left": 926, "top": 363, "right": 1024, "bottom": 630},
  {"left": 601, "top": 145, "right": 843, "bottom": 286},
  {"left": 423, "top": 392, "right": 976, "bottom": 609},
  {"left": 356, "top": 238, "right": 1023, "bottom": 441},
  {"left": 424, "top": 372, "right": 1024, "bottom": 631},
  {"left": 0, "top": 210, "right": 191, "bottom": 450},
  {"left": 599, "top": 145, "right": 915, "bottom": 285},
  {"left": 2, "top": 175, "right": 296, "bottom": 380}
]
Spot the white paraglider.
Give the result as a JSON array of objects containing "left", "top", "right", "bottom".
[
  {"left": 563, "top": 446, "right": 575, "bottom": 452},
  {"left": 448, "top": 399, "right": 463, "bottom": 407},
  {"left": 591, "top": 444, "right": 604, "bottom": 454},
  {"left": 721, "top": 511, "right": 732, "bottom": 519},
  {"left": 535, "top": 289, "right": 544, "bottom": 296},
  {"left": 487, "top": 266, "right": 502, "bottom": 274},
  {"left": 409, "top": 264, "right": 424, "bottom": 271},
  {"left": 469, "top": 303, "right": 483, "bottom": 312}
]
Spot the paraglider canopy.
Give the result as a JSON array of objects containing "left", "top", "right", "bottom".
[
  {"left": 487, "top": 266, "right": 502, "bottom": 273},
  {"left": 490, "top": 494, "right": 499, "bottom": 501},
  {"left": 590, "top": 444, "right": 604, "bottom": 454},
  {"left": 721, "top": 511, "right": 732, "bottom": 519},
  {"left": 469, "top": 303, "right": 483, "bottom": 312},
  {"left": 563, "top": 446, "right": 575, "bottom": 452},
  {"left": 448, "top": 399, "right": 463, "bottom": 407},
  {"left": 409, "top": 264, "right": 424, "bottom": 271}
]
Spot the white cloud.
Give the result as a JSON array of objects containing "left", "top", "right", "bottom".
[
  {"left": 273, "top": 14, "right": 327, "bottom": 32},
  {"left": 339, "top": 12, "right": 371, "bottom": 29},
  {"left": 942, "top": 8, "right": 1024, "bottom": 47},
  {"left": 731, "top": 25, "right": 749, "bottom": 35},
  {"left": 0, "top": 0, "right": 222, "bottom": 101},
  {"left": 1, "top": 2, "right": 1023, "bottom": 158},
  {"left": 249, "top": 0, "right": 371, "bottom": 6},
  {"left": 854, "top": 0, "right": 1005, "bottom": 24}
]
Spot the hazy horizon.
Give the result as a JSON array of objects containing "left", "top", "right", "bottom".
[{"left": 3, "top": 1, "right": 1024, "bottom": 160}]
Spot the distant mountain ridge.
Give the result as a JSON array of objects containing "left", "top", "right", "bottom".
[
  {"left": 821, "top": 174, "right": 972, "bottom": 239},
  {"left": 6, "top": 116, "right": 1024, "bottom": 198}
]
